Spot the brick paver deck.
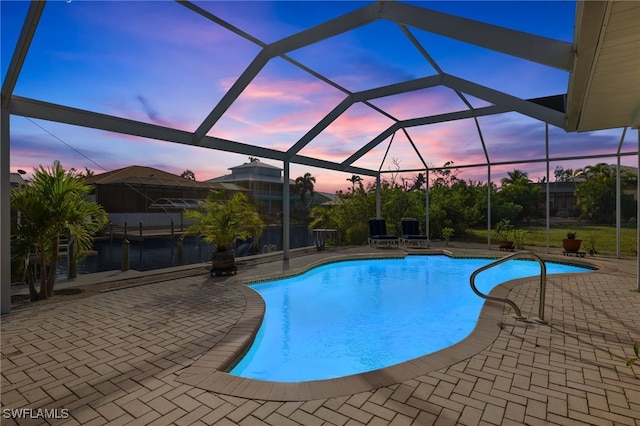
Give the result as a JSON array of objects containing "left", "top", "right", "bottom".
[{"left": 2, "top": 246, "right": 639, "bottom": 425}]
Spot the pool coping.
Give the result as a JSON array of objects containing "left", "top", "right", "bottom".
[{"left": 175, "top": 250, "right": 607, "bottom": 401}]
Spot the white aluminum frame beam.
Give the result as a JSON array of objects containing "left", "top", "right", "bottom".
[
  {"left": 1, "top": 1, "right": 46, "bottom": 315},
  {"left": 1, "top": 2, "right": 46, "bottom": 107},
  {"left": 441, "top": 74, "right": 566, "bottom": 128},
  {"left": 192, "top": 0, "right": 573, "bottom": 144},
  {"left": 381, "top": 2, "right": 574, "bottom": 71},
  {"left": 193, "top": 2, "right": 382, "bottom": 142},
  {"left": 286, "top": 75, "right": 442, "bottom": 157},
  {"left": 342, "top": 104, "right": 510, "bottom": 167},
  {"left": 9, "top": 96, "right": 378, "bottom": 177}
]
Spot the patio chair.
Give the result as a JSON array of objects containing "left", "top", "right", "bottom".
[
  {"left": 368, "top": 218, "right": 399, "bottom": 248},
  {"left": 399, "top": 218, "right": 430, "bottom": 249}
]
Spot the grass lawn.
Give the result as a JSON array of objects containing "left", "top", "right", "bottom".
[{"left": 466, "top": 225, "right": 638, "bottom": 256}]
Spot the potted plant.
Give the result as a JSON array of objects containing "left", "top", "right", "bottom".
[
  {"left": 562, "top": 231, "right": 582, "bottom": 253},
  {"left": 184, "top": 192, "right": 264, "bottom": 275},
  {"left": 494, "top": 219, "right": 514, "bottom": 250}
]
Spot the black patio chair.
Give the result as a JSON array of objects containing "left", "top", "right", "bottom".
[
  {"left": 368, "top": 218, "right": 399, "bottom": 248},
  {"left": 399, "top": 218, "right": 430, "bottom": 249}
]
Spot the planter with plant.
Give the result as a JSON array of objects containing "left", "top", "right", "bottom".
[
  {"left": 495, "top": 219, "right": 515, "bottom": 250},
  {"left": 562, "top": 231, "right": 582, "bottom": 253},
  {"left": 184, "top": 192, "right": 264, "bottom": 276}
]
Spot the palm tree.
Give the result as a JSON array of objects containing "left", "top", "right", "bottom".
[
  {"left": 184, "top": 192, "right": 264, "bottom": 253},
  {"left": 346, "top": 175, "right": 362, "bottom": 192},
  {"left": 11, "top": 193, "right": 47, "bottom": 301},
  {"left": 11, "top": 161, "right": 108, "bottom": 300},
  {"left": 69, "top": 167, "right": 95, "bottom": 178},
  {"left": 184, "top": 192, "right": 264, "bottom": 273},
  {"left": 574, "top": 163, "right": 634, "bottom": 223},
  {"left": 295, "top": 173, "right": 316, "bottom": 210},
  {"left": 501, "top": 169, "right": 531, "bottom": 188},
  {"left": 500, "top": 169, "right": 539, "bottom": 221}
]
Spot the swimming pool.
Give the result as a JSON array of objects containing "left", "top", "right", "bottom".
[{"left": 230, "top": 255, "right": 591, "bottom": 382}]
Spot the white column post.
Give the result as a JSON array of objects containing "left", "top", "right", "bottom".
[
  {"left": 376, "top": 174, "right": 381, "bottom": 218},
  {"left": 1, "top": 106, "right": 11, "bottom": 314},
  {"left": 425, "top": 168, "right": 429, "bottom": 239},
  {"left": 487, "top": 164, "right": 491, "bottom": 249},
  {"left": 545, "top": 123, "right": 550, "bottom": 253},
  {"left": 283, "top": 160, "right": 290, "bottom": 260},
  {"left": 637, "top": 129, "right": 639, "bottom": 291}
]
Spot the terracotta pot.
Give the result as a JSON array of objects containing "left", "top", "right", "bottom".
[
  {"left": 499, "top": 240, "right": 514, "bottom": 249},
  {"left": 562, "top": 239, "right": 582, "bottom": 252}
]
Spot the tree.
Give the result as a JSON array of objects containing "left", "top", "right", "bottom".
[
  {"left": 499, "top": 169, "right": 540, "bottom": 221},
  {"left": 180, "top": 169, "right": 196, "bottom": 181},
  {"left": 410, "top": 173, "right": 426, "bottom": 191},
  {"left": 575, "top": 163, "right": 636, "bottom": 223},
  {"left": 184, "top": 192, "right": 264, "bottom": 252},
  {"left": 11, "top": 161, "right": 108, "bottom": 300},
  {"left": 294, "top": 172, "right": 316, "bottom": 210},
  {"left": 325, "top": 182, "right": 377, "bottom": 244},
  {"left": 431, "top": 161, "right": 459, "bottom": 187},
  {"left": 70, "top": 167, "right": 95, "bottom": 178},
  {"left": 381, "top": 184, "right": 424, "bottom": 235},
  {"left": 554, "top": 166, "right": 564, "bottom": 182},
  {"left": 501, "top": 169, "right": 530, "bottom": 187},
  {"left": 429, "top": 177, "right": 488, "bottom": 238},
  {"left": 346, "top": 175, "right": 362, "bottom": 193}
]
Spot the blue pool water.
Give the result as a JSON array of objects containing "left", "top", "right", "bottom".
[{"left": 230, "top": 255, "right": 590, "bottom": 382}]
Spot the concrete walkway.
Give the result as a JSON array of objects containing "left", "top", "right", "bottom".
[{"left": 2, "top": 246, "right": 639, "bottom": 425}]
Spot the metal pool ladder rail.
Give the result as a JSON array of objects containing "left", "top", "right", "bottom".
[{"left": 470, "top": 251, "right": 547, "bottom": 323}]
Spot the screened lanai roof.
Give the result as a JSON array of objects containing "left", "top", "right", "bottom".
[
  {"left": 2, "top": 1, "right": 640, "bottom": 316},
  {"left": 1, "top": 1, "right": 639, "bottom": 187}
]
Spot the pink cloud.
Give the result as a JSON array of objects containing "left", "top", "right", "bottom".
[
  {"left": 368, "top": 87, "right": 469, "bottom": 121},
  {"left": 211, "top": 74, "right": 347, "bottom": 146}
]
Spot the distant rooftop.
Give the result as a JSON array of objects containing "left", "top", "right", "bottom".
[
  {"left": 208, "top": 160, "right": 295, "bottom": 186},
  {"left": 229, "top": 161, "right": 282, "bottom": 172},
  {"left": 86, "top": 165, "right": 245, "bottom": 191}
]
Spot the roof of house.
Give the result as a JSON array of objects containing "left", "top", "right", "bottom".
[
  {"left": 85, "top": 165, "right": 247, "bottom": 191},
  {"left": 229, "top": 161, "right": 282, "bottom": 171},
  {"left": 314, "top": 191, "right": 338, "bottom": 203},
  {"left": 207, "top": 161, "right": 296, "bottom": 185},
  {"left": 9, "top": 173, "right": 26, "bottom": 187}
]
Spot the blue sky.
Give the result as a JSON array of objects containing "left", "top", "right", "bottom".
[{"left": 2, "top": 1, "right": 636, "bottom": 192}]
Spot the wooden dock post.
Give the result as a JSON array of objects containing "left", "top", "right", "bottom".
[{"left": 122, "top": 239, "right": 130, "bottom": 271}]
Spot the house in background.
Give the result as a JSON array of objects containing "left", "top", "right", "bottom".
[
  {"left": 85, "top": 165, "right": 246, "bottom": 227},
  {"left": 9, "top": 172, "right": 26, "bottom": 190},
  {"left": 537, "top": 181, "right": 580, "bottom": 218},
  {"left": 313, "top": 191, "right": 339, "bottom": 206},
  {"left": 535, "top": 164, "right": 638, "bottom": 219},
  {"left": 206, "top": 160, "right": 298, "bottom": 216}
]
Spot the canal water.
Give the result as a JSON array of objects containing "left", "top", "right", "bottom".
[{"left": 56, "top": 226, "right": 314, "bottom": 278}]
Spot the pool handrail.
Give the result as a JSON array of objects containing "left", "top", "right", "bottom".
[{"left": 470, "top": 251, "right": 547, "bottom": 323}]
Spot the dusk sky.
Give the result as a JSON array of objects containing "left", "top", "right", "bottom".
[{"left": 2, "top": 1, "right": 636, "bottom": 193}]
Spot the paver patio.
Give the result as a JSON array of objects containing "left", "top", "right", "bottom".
[{"left": 2, "top": 245, "right": 639, "bottom": 425}]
